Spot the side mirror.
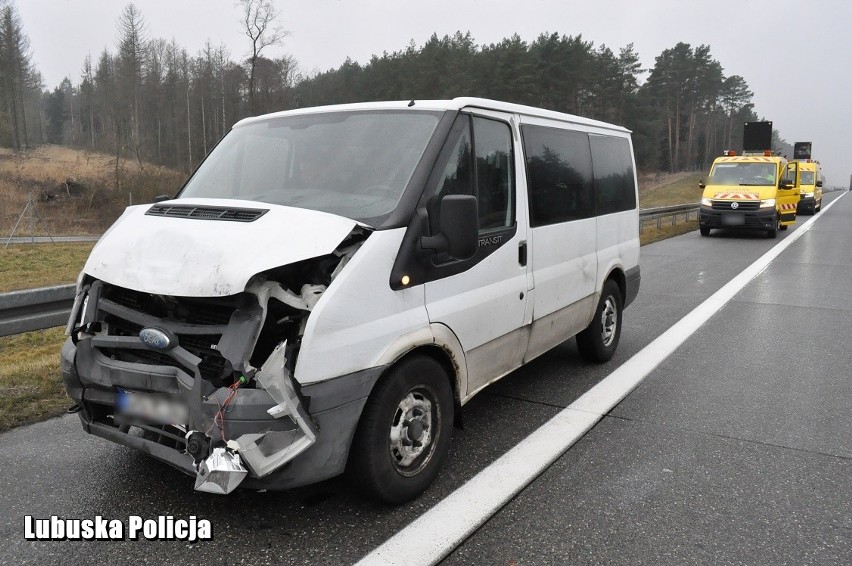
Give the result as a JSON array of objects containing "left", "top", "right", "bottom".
[
  {"left": 153, "top": 194, "right": 172, "bottom": 203},
  {"left": 698, "top": 180, "right": 706, "bottom": 189},
  {"left": 420, "top": 195, "right": 478, "bottom": 260},
  {"left": 816, "top": 180, "right": 823, "bottom": 187}
]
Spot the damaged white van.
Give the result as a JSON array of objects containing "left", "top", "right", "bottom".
[{"left": 61, "top": 98, "right": 640, "bottom": 503}]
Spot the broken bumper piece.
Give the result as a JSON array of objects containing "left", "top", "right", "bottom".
[
  {"left": 195, "top": 448, "right": 248, "bottom": 494},
  {"left": 233, "top": 341, "right": 318, "bottom": 479}
]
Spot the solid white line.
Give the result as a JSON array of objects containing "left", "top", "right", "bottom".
[{"left": 356, "top": 193, "right": 846, "bottom": 566}]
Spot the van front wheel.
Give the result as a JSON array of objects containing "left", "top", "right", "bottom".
[
  {"left": 577, "top": 280, "right": 622, "bottom": 363},
  {"left": 348, "top": 355, "right": 454, "bottom": 504}
]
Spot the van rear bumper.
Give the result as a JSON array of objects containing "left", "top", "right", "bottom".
[{"left": 61, "top": 338, "right": 384, "bottom": 490}]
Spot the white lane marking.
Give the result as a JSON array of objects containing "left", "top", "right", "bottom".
[{"left": 357, "top": 193, "right": 846, "bottom": 566}]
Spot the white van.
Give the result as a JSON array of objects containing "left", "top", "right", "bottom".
[{"left": 61, "top": 98, "right": 640, "bottom": 503}]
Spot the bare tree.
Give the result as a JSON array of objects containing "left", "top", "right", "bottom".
[{"left": 239, "top": 0, "right": 287, "bottom": 115}]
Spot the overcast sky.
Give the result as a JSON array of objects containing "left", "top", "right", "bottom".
[{"left": 14, "top": 0, "right": 852, "bottom": 185}]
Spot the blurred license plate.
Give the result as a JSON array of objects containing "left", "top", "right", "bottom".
[
  {"left": 721, "top": 212, "right": 745, "bottom": 226},
  {"left": 116, "top": 389, "right": 188, "bottom": 425}
]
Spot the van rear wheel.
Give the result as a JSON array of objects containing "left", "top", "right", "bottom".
[
  {"left": 348, "top": 355, "right": 454, "bottom": 504},
  {"left": 577, "top": 280, "right": 622, "bottom": 363},
  {"left": 699, "top": 226, "right": 711, "bottom": 236}
]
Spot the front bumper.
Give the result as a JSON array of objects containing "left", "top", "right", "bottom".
[
  {"left": 62, "top": 338, "right": 383, "bottom": 490},
  {"left": 699, "top": 206, "right": 776, "bottom": 231},
  {"left": 797, "top": 196, "right": 816, "bottom": 212},
  {"left": 61, "top": 279, "right": 384, "bottom": 491}
]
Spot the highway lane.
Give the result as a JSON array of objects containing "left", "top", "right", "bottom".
[
  {"left": 0, "top": 192, "right": 845, "bottom": 564},
  {"left": 444, "top": 192, "right": 851, "bottom": 564}
]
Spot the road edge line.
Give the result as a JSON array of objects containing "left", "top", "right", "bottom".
[{"left": 356, "top": 192, "right": 846, "bottom": 566}]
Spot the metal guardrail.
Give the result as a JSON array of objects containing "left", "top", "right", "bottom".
[
  {"left": 639, "top": 203, "right": 700, "bottom": 230},
  {"left": 0, "top": 284, "right": 76, "bottom": 337}
]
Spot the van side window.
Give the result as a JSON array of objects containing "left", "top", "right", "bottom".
[
  {"left": 590, "top": 135, "right": 636, "bottom": 215},
  {"left": 522, "top": 125, "right": 594, "bottom": 226},
  {"left": 473, "top": 117, "right": 514, "bottom": 231}
]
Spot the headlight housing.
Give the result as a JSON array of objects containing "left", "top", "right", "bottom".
[
  {"left": 759, "top": 198, "right": 776, "bottom": 209},
  {"left": 701, "top": 197, "right": 712, "bottom": 206},
  {"left": 802, "top": 192, "right": 814, "bottom": 198}
]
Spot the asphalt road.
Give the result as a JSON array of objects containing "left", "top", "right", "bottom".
[{"left": 1, "top": 192, "right": 849, "bottom": 565}]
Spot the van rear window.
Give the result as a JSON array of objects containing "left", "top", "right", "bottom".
[{"left": 590, "top": 135, "right": 636, "bottom": 215}]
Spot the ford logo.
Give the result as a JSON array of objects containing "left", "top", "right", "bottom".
[
  {"left": 730, "top": 202, "right": 739, "bottom": 209},
  {"left": 139, "top": 327, "right": 173, "bottom": 351}
]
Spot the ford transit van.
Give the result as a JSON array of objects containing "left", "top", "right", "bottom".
[{"left": 61, "top": 98, "right": 640, "bottom": 503}]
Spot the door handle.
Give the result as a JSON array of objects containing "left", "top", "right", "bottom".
[{"left": 518, "top": 241, "right": 527, "bottom": 266}]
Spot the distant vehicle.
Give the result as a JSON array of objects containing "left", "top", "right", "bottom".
[
  {"left": 795, "top": 160, "right": 823, "bottom": 214},
  {"left": 699, "top": 121, "right": 800, "bottom": 238},
  {"left": 61, "top": 98, "right": 640, "bottom": 503}
]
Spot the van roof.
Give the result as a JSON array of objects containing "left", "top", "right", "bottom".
[{"left": 234, "top": 97, "right": 631, "bottom": 134}]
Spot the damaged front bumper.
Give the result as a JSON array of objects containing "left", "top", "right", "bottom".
[{"left": 62, "top": 279, "right": 382, "bottom": 493}]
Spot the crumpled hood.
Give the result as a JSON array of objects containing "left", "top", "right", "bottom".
[{"left": 84, "top": 198, "right": 359, "bottom": 296}]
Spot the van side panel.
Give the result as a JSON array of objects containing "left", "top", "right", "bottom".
[{"left": 295, "top": 229, "right": 428, "bottom": 385}]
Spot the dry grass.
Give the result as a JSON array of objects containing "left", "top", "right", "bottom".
[
  {"left": 0, "top": 145, "right": 186, "bottom": 236},
  {"left": 0, "top": 327, "right": 70, "bottom": 432},
  {"left": 0, "top": 243, "right": 95, "bottom": 292},
  {"left": 639, "top": 172, "right": 704, "bottom": 209}
]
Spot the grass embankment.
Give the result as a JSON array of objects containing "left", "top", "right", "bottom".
[
  {"left": 0, "top": 328, "right": 69, "bottom": 432},
  {"left": 638, "top": 172, "right": 703, "bottom": 245},
  {"left": 0, "top": 242, "right": 95, "bottom": 292},
  {"left": 0, "top": 242, "right": 94, "bottom": 432},
  {"left": 0, "top": 145, "right": 185, "bottom": 236}
]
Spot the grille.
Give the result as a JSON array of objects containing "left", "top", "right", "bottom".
[
  {"left": 99, "top": 283, "right": 237, "bottom": 384},
  {"left": 146, "top": 204, "right": 268, "bottom": 222},
  {"left": 103, "top": 285, "right": 235, "bottom": 326},
  {"left": 712, "top": 200, "right": 760, "bottom": 211}
]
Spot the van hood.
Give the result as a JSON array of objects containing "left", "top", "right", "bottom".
[{"left": 84, "top": 199, "right": 360, "bottom": 297}]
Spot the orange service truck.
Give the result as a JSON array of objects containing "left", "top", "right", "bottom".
[{"left": 698, "top": 121, "right": 800, "bottom": 238}]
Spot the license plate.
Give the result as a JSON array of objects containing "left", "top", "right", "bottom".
[
  {"left": 116, "top": 389, "right": 188, "bottom": 425},
  {"left": 721, "top": 212, "right": 745, "bottom": 226}
]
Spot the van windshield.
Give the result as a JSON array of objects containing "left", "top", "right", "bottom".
[
  {"left": 178, "top": 110, "right": 442, "bottom": 225},
  {"left": 709, "top": 162, "right": 776, "bottom": 186},
  {"left": 799, "top": 171, "right": 815, "bottom": 185}
]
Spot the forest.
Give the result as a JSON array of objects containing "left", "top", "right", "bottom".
[{"left": 0, "top": 1, "right": 786, "bottom": 176}]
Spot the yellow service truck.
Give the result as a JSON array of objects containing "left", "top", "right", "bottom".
[
  {"left": 698, "top": 121, "right": 799, "bottom": 238},
  {"left": 792, "top": 142, "right": 823, "bottom": 214}
]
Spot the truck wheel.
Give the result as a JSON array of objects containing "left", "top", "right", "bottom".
[
  {"left": 348, "top": 355, "right": 454, "bottom": 504},
  {"left": 779, "top": 224, "right": 788, "bottom": 231},
  {"left": 699, "top": 226, "right": 711, "bottom": 236},
  {"left": 767, "top": 215, "right": 779, "bottom": 238},
  {"left": 577, "top": 279, "right": 622, "bottom": 363}
]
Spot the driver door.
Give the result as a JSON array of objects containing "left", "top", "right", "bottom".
[{"left": 779, "top": 162, "right": 800, "bottom": 224}]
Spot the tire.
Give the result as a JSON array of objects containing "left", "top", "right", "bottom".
[
  {"left": 699, "top": 226, "right": 711, "bottom": 236},
  {"left": 767, "top": 214, "right": 779, "bottom": 238},
  {"left": 815, "top": 200, "right": 821, "bottom": 213},
  {"left": 577, "top": 279, "right": 622, "bottom": 363},
  {"left": 348, "top": 355, "right": 454, "bottom": 504},
  {"left": 779, "top": 224, "right": 788, "bottom": 231}
]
